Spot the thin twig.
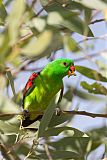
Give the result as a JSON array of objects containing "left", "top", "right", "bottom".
[
  {"left": 44, "top": 143, "right": 53, "bottom": 160},
  {"left": 74, "top": 50, "right": 107, "bottom": 62},
  {"left": 61, "top": 110, "right": 107, "bottom": 118},
  {"left": 36, "top": 0, "right": 53, "bottom": 17},
  {"left": 24, "top": 139, "right": 38, "bottom": 160},
  {"left": 90, "top": 18, "right": 105, "bottom": 24},
  {"left": 0, "top": 110, "right": 107, "bottom": 118},
  {"left": 36, "top": 8, "right": 44, "bottom": 17},
  {"left": 78, "top": 34, "right": 107, "bottom": 44},
  {"left": 0, "top": 143, "right": 21, "bottom": 160},
  {"left": 19, "top": 31, "right": 33, "bottom": 43}
]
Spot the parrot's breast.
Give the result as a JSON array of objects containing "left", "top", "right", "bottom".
[{"left": 23, "top": 75, "right": 62, "bottom": 119}]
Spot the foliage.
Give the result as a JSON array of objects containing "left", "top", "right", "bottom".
[{"left": 0, "top": 0, "right": 107, "bottom": 159}]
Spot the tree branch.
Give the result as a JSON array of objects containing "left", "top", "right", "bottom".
[
  {"left": 90, "top": 18, "right": 105, "bottom": 24},
  {"left": 74, "top": 50, "right": 107, "bottom": 62},
  {"left": 0, "top": 143, "right": 21, "bottom": 160},
  {"left": 78, "top": 34, "right": 107, "bottom": 44},
  {"left": 61, "top": 110, "right": 107, "bottom": 118},
  {"left": 0, "top": 110, "right": 107, "bottom": 118}
]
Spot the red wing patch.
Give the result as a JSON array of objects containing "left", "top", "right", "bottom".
[{"left": 23, "top": 72, "right": 38, "bottom": 97}]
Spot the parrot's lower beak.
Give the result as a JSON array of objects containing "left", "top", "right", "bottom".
[{"left": 68, "top": 66, "right": 76, "bottom": 77}]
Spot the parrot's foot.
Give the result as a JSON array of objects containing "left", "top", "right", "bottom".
[
  {"left": 23, "top": 109, "right": 30, "bottom": 118},
  {"left": 55, "top": 107, "right": 61, "bottom": 116}
]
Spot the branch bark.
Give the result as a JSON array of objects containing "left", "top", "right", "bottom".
[
  {"left": 0, "top": 110, "right": 107, "bottom": 118},
  {"left": 90, "top": 18, "right": 105, "bottom": 24}
]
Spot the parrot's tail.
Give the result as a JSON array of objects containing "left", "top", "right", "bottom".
[{"left": 22, "top": 115, "right": 42, "bottom": 127}]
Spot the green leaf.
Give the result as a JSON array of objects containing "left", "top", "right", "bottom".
[
  {"left": 46, "top": 3, "right": 93, "bottom": 36},
  {"left": 31, "top": 18, "right": 46, "bottom": 32},
  {"left": 48, "top": 114, "right": 72, "bottom": 128},
  {"left": 84, "top": 8, "right": 92, "bottom": 36},
  {"left": 38, "top": 150, "right": 79, "bottom": 160},
  {"left": 6, "top": 70, "right": 16, "bottom": 98},
  {"left": 96, "top": 60, "right": 107, "bottom": 77},
  {"left": 0, "top": 120, "right": 21, "bottom": 134},
  {"left": 0, "top": 32, "right": 10, "bottom": 63},
  {"left": 88, "top": 126, "right": 107, "bottom": 141},
  {"left": 81, "top": 81, "right": 107, "bottom": 95},
  {"left": 87, "top": 126, "right": 107, "bottom": 152},
  {"left": 7, "top": 0, "right": 25, "bottom": 45},
  {"left": 74, "top": 87, "right": 104, "bottom": 101},
  {"left": 38, "top": 98, "right": 57, "bottom": 138},
  {"left": 44, "top": 126, "right": 84, "bottom": 137},
  {"left": 0, "top": 0, "right": 7, "bottom": 22},
  {"left": 0, "top": 74, "right": 6, "bottom": 90},
  {"left": 0, "top": 94, "right": 21, "bottom": 120},
  {"left": 75, "top": 0, "right": 107, "bottom": 10},
  {"left": 61, "top": 17, "right": 93, "bottom": 37},
  {"left": 64, "top": 35, "right": 81, "bottom": 52},
  {"left": 22, "top": 30, "right": 62, "bottom": 58},
  {"left": 76, "top": 65, "right": 107, "bottom": 82},
  {"left": 48, "top": 137, "right": 90, "bottom": 156},
  {"left": 84, "top": 8, "right": 92, "bottom": 24}
]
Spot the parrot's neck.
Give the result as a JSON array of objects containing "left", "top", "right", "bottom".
[{"left": 40, "top": 68, "right": 63, "bottom": 84}]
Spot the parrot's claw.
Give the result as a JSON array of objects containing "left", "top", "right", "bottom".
[
  {"left": 55, "top": 107, "right": 61, "bottom": 116},
  {"left": 23, "top": 109, "right": 30, "bottom": 118}
]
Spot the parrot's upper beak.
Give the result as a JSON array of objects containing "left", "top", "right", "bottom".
[{"left": 68, "top": 66, "right": 76, "bottom": 77}]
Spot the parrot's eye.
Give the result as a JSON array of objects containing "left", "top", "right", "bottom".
[{"left": 63, "top": 62, "right": 68, "bottom": 67}]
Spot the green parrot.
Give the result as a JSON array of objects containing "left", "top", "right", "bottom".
[{"left": 22, "top": 58, "right": 76, "bottom": 127}]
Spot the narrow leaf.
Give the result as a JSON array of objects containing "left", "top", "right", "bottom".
[
  {"left": 64, "top": 35, "right": 81, "bottom": 52},
  {"left": 6, "top": 70, "right": 16, "bottom": 98},
  {"left": 38, "top": 150, "right": 79, "bottom": 159},
  {"left": 0, "top": 0, "right": 7, "bottom": 22},
  {"left": 38, "top": 98, "right": 57, "bottom": 138},
  {"left": 22, "top": 30, "right": 62, "bottom": 58},
  {"left": 0, "top": 94, "right": 21, "bottom": 120},
  {"left": 76, "top": 65, "right": 107, "bottom": 82},
  {"left": 7, "top": 0, "right": 25, "bottom": 45},
  {"left": 44, "top": 126, "right": 84, "bottom": 137},
  {"left": 81, "top": 81, "right": 107, "bottom": 95},
  {"left": 75, "top": 0, "right": 107, "bottom": 10},
  {"left": 0, "top": 120, "right": 21, "bottom": 134}
]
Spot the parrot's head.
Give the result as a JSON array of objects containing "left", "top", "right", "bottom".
[{"left": 44, "top": 58, "right": 76, "bottom": 79}]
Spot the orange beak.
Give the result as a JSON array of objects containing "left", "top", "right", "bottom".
[{"left": 68, "top": 66, "right": 76, "bottom": 77}]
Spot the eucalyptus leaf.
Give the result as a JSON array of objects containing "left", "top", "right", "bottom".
[
  {"left": 76, "top": 65, "right": 107, "bottom": 82},
  {"left": 75, "top": 0, "right": 107, "bottom": 10},
  {"left": 7, "top": 0, "right": 25, "bottom": 45},
  {"left": 0, "top": 120, "right": 21, "bottom": 134},
  {"left": 44, "top": 126, "right": 84, "bottom": 137},
  {"left": 38, "top": 150, "right": 79, "bottom": 160},
  {"left": 81, "top": 81, "right": 107, "bottom": 95},
  {"left": 0, "top": 0, "right": 7, "bottom": 22},
  {"left": 22, "top": 30, "right": 62, "bottom": 58},
  {"left": 64, "top": 35, "right": 81, "bottom": 52},
  {"left": 0, "top": 94, "right": 21, "bottom": 120},
  {"left": 48, "top": 114, "right": 72, "bottom": 128},
  {"left": 48, "top": 137, "right": 90, "bottom": 156},
  {"left": 74, "top": 87, "right": 104, "bottom": 101},
  {"left": 47, "top": 6, "right": 93, "bottom": 37},
  {"left": 86, "top": 126, "right": 107, "bottom": 152},
  {"left": 6, "top": 70, "right": 16, "bottom": 98},
  {"left": 38, "top": 98, "right": 57, "bottom": 138}
]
